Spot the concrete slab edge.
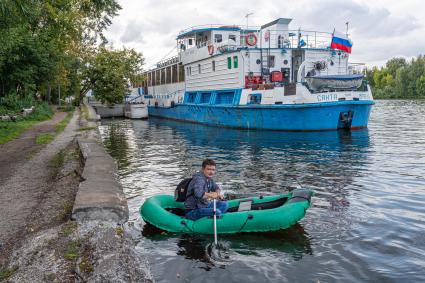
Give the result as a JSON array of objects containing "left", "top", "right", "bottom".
[
  {"left": 72, "top": 128, "right": 129, "bottom": 224},
  {"left": 84, "top": 102, "right": 101, "bottom": 121}
]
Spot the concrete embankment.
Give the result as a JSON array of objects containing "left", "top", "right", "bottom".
[
  {"left": 73, "top": 102, "right": 128, "bottom": 223},
  {"left": 89, "top": 101, "right": 124, "bottom": 118},
  {"left": 73, "top": 133, "right": 129, "bottom": 223},
  {"left": 71, "top": 103, "right": 153, "bottom": 282},
  {"left": 1, "top": 105, "right": 153, "bottom": 282}
]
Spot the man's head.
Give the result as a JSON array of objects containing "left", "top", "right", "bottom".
[{"left": 201, "top": 159, "right": 216, "bottom": 178}]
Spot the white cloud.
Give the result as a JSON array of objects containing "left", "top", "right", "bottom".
[{"left": 105, "top": 0, "right": 425, "bottom": 68}]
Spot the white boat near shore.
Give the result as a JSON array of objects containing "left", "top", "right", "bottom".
[
  {"left": 124, "top": 89, "right": 148, "bottom": 119},
  {"left": 124, "top": 103, "right": 148, "bottom": 119}
]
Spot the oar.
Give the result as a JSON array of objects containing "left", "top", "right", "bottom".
[
  {"left": 206, "top": 198, "right": 231, "bottom": 264},
  {"left": 213, "top": 199, "right": 218, "bottom": 245}
]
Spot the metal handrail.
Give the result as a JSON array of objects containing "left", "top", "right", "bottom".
[
  {"left": 178, "top": 24, "right": 248, "bottom": 36},
  {"left": 178, "top": 28, "right": 334, "bottom": 50},
  {"left": 125, "top": 93, "right": 143, "bottom": 104}
]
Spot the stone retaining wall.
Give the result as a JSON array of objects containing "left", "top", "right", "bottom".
[{"left": 72, "top": 103, "right": 129, "bottom": 224}]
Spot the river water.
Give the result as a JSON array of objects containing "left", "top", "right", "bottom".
[{"left": 98, "top": 100, "right": 425, "bottom": 283}]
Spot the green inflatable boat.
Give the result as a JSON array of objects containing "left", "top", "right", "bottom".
[{"left": 139, "top": 189, "right": 313, "bottom": 234}]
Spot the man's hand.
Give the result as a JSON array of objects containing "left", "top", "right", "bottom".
[
  {"left": 216, "top": 189, "right": 225, "bottom": 200},
  {"left": 204, "top": 191, "right": 221, "bottom": 200}
]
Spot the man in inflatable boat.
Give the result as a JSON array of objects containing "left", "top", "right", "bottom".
[{"left": 184, "top": 159, "right": 229, "bottom": 220}]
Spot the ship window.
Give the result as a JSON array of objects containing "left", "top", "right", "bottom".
[
  {"left": 187, "top": 92, "right": 196, "bottom": 103},
  {"left": 212, "top": 61, "right": 215, "bottom": 72},
  {"left": 214, "top": 34, "right": 222, "bottom": 43},
  {"left": 215, "top": 91, "right": 234, "bottom": 104},
  {"left": 198, "top": 64, "right": 201, "bottom": 74},
  {"left": 161, "top": 68, "right": 166, "bottom": 84},
  {"left": 179, "top": 64, "right": 185, "bottom": 82},
  {"left": 233, "top": 56, "right": 238, "bottom": 68},
  {"left": 268, "top": 55, "right": 275, "bottom": 68},
  {"left": 278, "top": 35, "right": 283, "bottom": 48},
  {"left": 248, "top": 93, "right": 262, "bottom": 104},
  {"left": 166, "top": 66, "right": 172, "bottom": 84},
  {"left": 188, "top": 38, "right": 193, "bottom": 45},
  {"left": 229, "top": 34, "right": 236, "bottom": 42},
  {"left": 172, "top": 64, "right": 178, "bottom": 83},
  {"left": 200, "top": 92, "right": 211, "bottom": 104},
  {"left": 227, "top": 57, "right": 232, "bottom": 69},
  {"left": 155, "top": 70, "right": 160, "bottom": 85}
]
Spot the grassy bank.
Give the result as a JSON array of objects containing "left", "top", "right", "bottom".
[
  {"left": 0, "top": 102, "right": 75, "bottom": 145},
  {"left": 0, "top": 103, "right": 53, "bottom": 145}
]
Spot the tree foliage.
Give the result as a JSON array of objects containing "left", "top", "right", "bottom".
[
  {"left": 84, "top": 48, "right": 144, "bottom": 105},
  {"left": 0, "top": 0, "right": 142, "bottom": 108},
  {"left": 366, "top": 55, "right": 425, "bottom": 99}
]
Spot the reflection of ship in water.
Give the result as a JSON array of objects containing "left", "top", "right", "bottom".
[
  {"left": 99, "top": 119, "right": 135, "bottom": 170},
  {"left": 142, "top": 222, "right": 312, "bottom": 264},
  {"left": 143, "top": 118, "right": 371, "bottom": 197},
  {"left": 99, "top": 117, "right": 372, "bottom": 210}
]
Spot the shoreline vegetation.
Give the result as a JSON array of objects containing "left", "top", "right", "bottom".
[
  {"left": 0, "top": 0, "right": 143, "bottom": 144},
  {"left": 0, "top": 0, "right": 143, "bottom": 134},
  {"left": 0, "top": 101, "right": 75, "bottom": 145},
  {"left": 0, "top": 102, "right": 53, "bottom": 145},
  {"left": 366, "top": 55, "right": 425, "bottom": 99}
]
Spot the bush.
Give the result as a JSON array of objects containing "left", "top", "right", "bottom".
[
  {"left": 0, "top": 94, "right": 35, "bottom": 114},
  {"left": 25, "top": 102, "right": 54, "bottom": 121}
]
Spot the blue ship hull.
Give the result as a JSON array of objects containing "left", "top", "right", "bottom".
[{"left": 148, "top": 101, "right": 374, "bottom": 131}]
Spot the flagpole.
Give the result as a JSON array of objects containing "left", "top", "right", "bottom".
[{"left": 345, "top": 22, "right": 349, "bottom": 74}]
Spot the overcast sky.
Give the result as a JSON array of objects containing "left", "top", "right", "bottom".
[{"left": 105, "top": 0, "right": 425, "bottom": 69}]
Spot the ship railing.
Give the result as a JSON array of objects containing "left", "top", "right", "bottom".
[
  {"left": 178, "top": 24, "right": 243, "bottom": 37},
  {"left": 348, "top": 62, "right": 366, "bottom": 74},
  {"left": 177, "top": 27, "right": 335, "bottom": 56},
  {"left": 252, "top": 29, "right": 333, "bottom": 49},
  {"left": 180, "top": 28, "right": 333, "bottom": 50},
  {"left": 156, "top": 55, "right": 179, "bottom": 69}
]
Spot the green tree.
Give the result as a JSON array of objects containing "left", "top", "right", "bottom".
[
  {"left": 394, "top": 67, "right": 409, "bottom": 98},
  {"left": 385, "top": 57, "right": 407, "bottom": 78},
  {"left": 416, "top": 75, "right": 425, "bottom": 98},
  {"left": 367, "top": 55, "right": 425, "bottom": 99},
  {"left": 84, "top": 48, "right": 144, "bottom": 105},
  {"left": 0, "top": 0, "right": 122, "bottom": 105}
]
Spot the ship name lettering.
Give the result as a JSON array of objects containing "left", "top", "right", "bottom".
[{"left": 317, "top": 94, "right": 337, "bottom": 102}]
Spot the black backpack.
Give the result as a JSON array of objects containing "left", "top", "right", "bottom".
[{"left": 174, "top": 178, "right": 193, "bottom": 202}]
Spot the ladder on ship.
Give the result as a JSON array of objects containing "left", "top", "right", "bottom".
[{"left": 260, "top": 30, "right": 271, "bottom": 80}]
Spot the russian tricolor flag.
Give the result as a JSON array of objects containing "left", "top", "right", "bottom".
[{"left": 331, "top": 31, "right": 353, "bottom": 54}]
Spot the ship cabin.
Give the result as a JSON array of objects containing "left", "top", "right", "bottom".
[{"left": 141, "top": 18, "right": 367, "bottom": 108}]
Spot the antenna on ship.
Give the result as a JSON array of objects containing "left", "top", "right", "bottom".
[
  {"left": 245, "top": 12, "right": 254, "bottom": 29},
  {"left": 345, "top": 21, "right": 349, "bottom": 36}
]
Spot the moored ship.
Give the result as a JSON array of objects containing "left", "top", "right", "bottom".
[{"left": 139, "top": 18, "right": 374, "bottom": 131}]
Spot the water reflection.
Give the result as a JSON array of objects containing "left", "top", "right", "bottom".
[
  {"left": 100, "top": 117, "right": 371, "bottom": 211},
  {"left": 101, "top": 112, "right": 425, "bottom": 283},
  {"left": 99, "top": 101, "right": 425, "bottom": 282},
  {"left": 142, "top": 222, "right": 312, "bottom": 267}
]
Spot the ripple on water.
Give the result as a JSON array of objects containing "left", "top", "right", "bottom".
[{"left": 99, "top": 100, "right": 425, "bottom": 283}]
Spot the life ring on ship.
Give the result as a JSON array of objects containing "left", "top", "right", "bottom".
[
  {"left": 246, "top": 33, "right": 257, "bottom": 46},
  {"left": 207, "top": 44, "right": 214, "bottom": 55}
]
